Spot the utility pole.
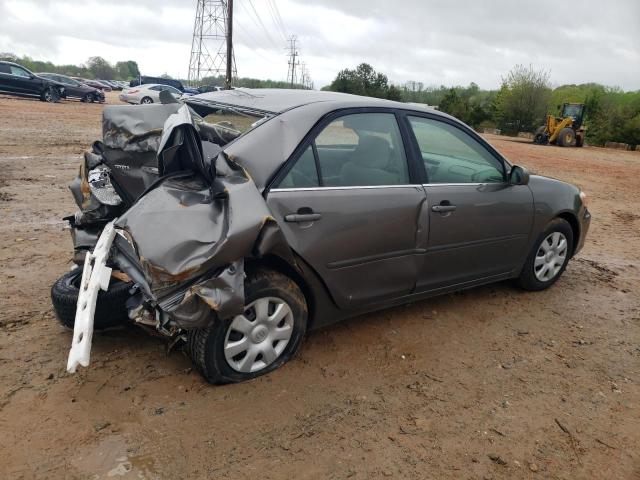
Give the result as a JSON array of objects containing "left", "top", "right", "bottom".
[
  {"left": 225, "top": 0, "right": 233, "bottom": 89},
  {"left": 286, "top": 35, "right": 299, "bottom": 88},
  {"left": 188, "top": 0, "right": 236, "bottom": 86}
]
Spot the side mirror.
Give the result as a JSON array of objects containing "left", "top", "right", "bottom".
[{"left": 509, "top": 165, "right": 530, "bottom": 186}]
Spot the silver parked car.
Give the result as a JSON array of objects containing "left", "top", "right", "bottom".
[
  {"left": 119, "top": 83, "right": 183, "bottom": 104},
  {"left": 56, "top": 89, "right": 590, "bottom": 384}
]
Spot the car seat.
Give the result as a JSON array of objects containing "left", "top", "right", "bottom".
[{"left": 339, "top": 135, "right": 399, "bottom": 186}]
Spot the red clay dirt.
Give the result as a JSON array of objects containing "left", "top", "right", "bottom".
[{"left": 0, "top": 93, "right": 639, "bottom": 479}]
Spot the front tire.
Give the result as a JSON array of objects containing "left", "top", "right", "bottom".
[
  {"left": 187, "top": 269, "right": 308, "bottom": 384},
  {"left": 557, "top": 128, "right": 576, "bottom": 147},
  {"left": 517, "top": 218, "right": 573, "bottom": 291},
  {"left": 51, "top": 269, "right": 132, "bottom": 329}
]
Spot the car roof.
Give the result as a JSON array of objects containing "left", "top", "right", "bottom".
[
  {"left": 191, "top": 88, "right": 437, "bottom": 115},
  {"left": 137, "top": 83, "right": 172, "bottom": 89},
  {"left": 0, "top": 61, "right": 32, "bottom": 70},
  {"left": 218, "top": 89, "right": 455, "bottom": 190}
]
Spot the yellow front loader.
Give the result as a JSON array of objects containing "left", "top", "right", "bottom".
[{"left": 533, "top": 103, "right": 586, "bottom": 147}]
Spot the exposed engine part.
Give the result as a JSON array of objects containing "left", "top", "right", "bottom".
[
  {"left": 128, "top": 304, "right": 155, "bottom": 326},
  {"left": 88, "top": 166, "right": 123, "bottom": 206}
]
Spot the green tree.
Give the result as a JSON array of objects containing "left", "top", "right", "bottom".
[
  {"left": 327, "top": 63, "right": 399, "bottom": 100},
  {"left": 115, "top": 60, "right": 140, "bottom": 80},
  {"left": 494, "top": 64, "right": 552, "bottom": 133},
  {"left": 86, "top": 56, "right": 116, "bottom": 79}
]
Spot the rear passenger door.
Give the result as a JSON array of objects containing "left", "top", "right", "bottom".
[
  {"left": 0, "top": 64, "right": 17, "bottom": 92},
  {"left": 8, "top": 65, "right": 37, "bottom": 95},
  {"left": 266, "top": 110, "right": 429, "bottom": 309}
]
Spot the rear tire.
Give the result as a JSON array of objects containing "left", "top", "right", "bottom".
[
  {"left": 533, "top": 126, "right": 547, "bottom": 145},
  {"left": 141, "top": 97, "right": 153, "bottom": 104},
  {"left": 557, "top": 128, "right": 576, "bottom": 147},
  {"left": 41, "top": 86, "right": 58, "bottom": 103},
  {"left": 186, "top": 269, "right": 308, "bottom": 384},
  {"left": 517, "top": 218, "right": 573, "bottom": 291},
  {"left": 51, "top": 269, "right": 132, "bottom": 329}
]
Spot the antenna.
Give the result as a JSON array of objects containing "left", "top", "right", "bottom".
[{"left": 188, "top": 0, "right": 237, "bottom": 87}]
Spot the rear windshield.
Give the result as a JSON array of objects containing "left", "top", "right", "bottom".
[{"left": 192, "top": 103, "right": 271, "bottom": 145}]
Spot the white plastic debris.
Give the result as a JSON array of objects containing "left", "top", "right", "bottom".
[{"left": 67, "top": 221, "right": 117, "bottom": 373}]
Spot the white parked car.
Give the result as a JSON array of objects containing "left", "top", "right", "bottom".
[{"left": 119, "top": 83, "right": 183, "bottom": 104}]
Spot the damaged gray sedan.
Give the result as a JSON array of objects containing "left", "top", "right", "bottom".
[{"left": 53, "top": 89, "right": 590, "bottom": 383}]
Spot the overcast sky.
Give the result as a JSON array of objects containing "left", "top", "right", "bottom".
[{"left": 1, "top": 0, "right": 638, "bottom": 90}]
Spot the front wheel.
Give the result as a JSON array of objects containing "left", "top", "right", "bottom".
[
  {"left": 517, "top": 218, "right": 573, "bottom": 291},
  {"left": 187, "top": 269, "right": 308, "bottom": 384},
  {"left": 557, "top": 127, "right": 576, "bottom": 147}
]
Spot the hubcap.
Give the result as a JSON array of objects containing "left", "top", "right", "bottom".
[
  {"left": 534, "top": 231, "right": 568, "bottom": 282},
  {"left": 224, "top": 297, "right": 294, "bottom": 373}
]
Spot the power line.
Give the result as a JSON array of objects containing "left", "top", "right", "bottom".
[
  {"left": 234, "top": 17, "right": 277, "bottom": 63},
  {"left": 265, "top": 0, "right": 288, "bottom": 43},
  {"left": 241, "top": 0, "right": 281, "bottom": 49},
  {"left": 268, "top": 0, "right": 288, "bottom": 40}
]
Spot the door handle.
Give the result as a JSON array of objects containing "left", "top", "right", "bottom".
[
  {"left": 431, "top": 204, "right": 457, "bottom": 213},
  {"left": 284, "top": 212, "right": 322, "bottom": 223}
]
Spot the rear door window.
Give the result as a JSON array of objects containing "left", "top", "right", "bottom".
[
  {"left": 278, "top": 145, "right": 319, "bottom": 188},
  {"left": 277, "top": 112, "right": 410, "bottom": 188},
  {"left": 10, "top": 66, "right": 30, "bottom": 78}
]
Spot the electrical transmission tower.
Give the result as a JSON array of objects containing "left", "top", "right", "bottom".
[
  {"left": 286, "top": 35, "right": 299, "bottom": 87},
  {"left": 300, "top": 62, "right": 313, "bottom": 89},
  {"left": 188, "top": 0, "right": 236, "bottom": 88}
]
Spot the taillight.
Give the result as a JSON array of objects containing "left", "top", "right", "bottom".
[{"left": 127, "top": 89, "right": 139, "bottom": 94}]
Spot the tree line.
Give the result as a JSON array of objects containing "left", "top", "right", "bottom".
[
  {"left": 0, "top": 53, "right": 140, "bottom": 81},
  {"left": 325, "top": 63, "right": 640, "bottom": 148}
]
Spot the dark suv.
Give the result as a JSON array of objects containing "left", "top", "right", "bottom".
[
  {"left": 38, "top": 73, "right": 105, "bottom": 103},
  {"left": 0, "top": 61, "right": 65, "bottom": 102}
]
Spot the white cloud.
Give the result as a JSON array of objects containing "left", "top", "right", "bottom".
[{"left": 0, "top": 0, "right": 638, "bottom": 89}]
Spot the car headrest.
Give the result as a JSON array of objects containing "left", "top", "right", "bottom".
[{"left": 351, "top": 135, "right": 391, "bottom": 168}]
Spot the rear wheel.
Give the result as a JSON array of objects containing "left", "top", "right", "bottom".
[
  {"left": 51, "top": 269, "right": 132, "bottom": 329},
  {"left": 141, "top": 96, "right": 153, "bottom": 104},
  {"left": 41, "top": 86, "right": 58, "bottom": 103},
  {"left": 533, "top": 126, "right": 547, "bottom": 144},
  {"left": 517, "top": 218, "right": 573, "bottom": 291},
  {"left": 187, "top": 269, "right": 308, "bottom": 384},
  {"left": 557, "top": 128, "right": 576, "bottom": 147}
]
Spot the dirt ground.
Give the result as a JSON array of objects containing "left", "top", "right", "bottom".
[{"left": 0, "top": 92, "right": 639, "bottom": 480}]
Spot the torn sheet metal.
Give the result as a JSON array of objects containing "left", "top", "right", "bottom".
[
  {"left": 113, "top": 105, "right": 290, "bottom": 329},
  {"left": 102, "top": 103, "right": 181, "bottom": 152}
]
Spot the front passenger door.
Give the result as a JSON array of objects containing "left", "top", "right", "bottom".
[{"left": 406, "top": 115, "right": 534, "bottom": 291}]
